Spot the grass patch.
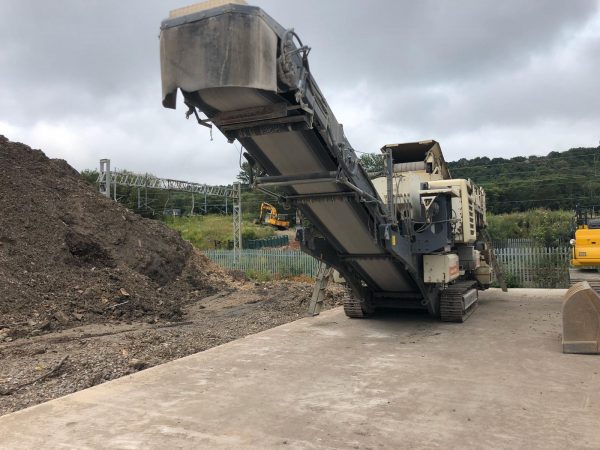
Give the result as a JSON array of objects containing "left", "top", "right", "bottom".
[
  {"left": 245, "top": 270, "right": 273, "bottom": 282},
  {"left": 163, "top": 214, "right": 276, "bottom": 250},
  {"left": 244, "top": 270, "right": 314, "bottom": 283}
]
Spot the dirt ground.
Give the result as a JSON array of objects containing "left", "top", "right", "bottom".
[
  {"left": 0, "top": 281, "right": 346, "bottom": 416},
  {"left": 6, "top": 290, "right": 596, "bottom": 450}
]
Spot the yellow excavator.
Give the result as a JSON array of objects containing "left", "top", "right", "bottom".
[
  {"left": 563, "top": 206, "right": 600, "bottom": 354},
  {"left": 570, "top": 207, "right": 600, "bottom": 275},
  {"left": 255, "top": 202, "right": 290, "bottom": 230}
]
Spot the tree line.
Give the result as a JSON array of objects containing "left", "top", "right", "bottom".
[
  {"left": 447, "top": 146, "right": 600, "bottom": 214},
  {"left": 356, "top": 146, "right": 600, "bottom": 214},
  {"left": 81, "top": 143, "right": 599, "bottom": 222}
]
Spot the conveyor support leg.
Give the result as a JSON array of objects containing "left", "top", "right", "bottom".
[{"left": 307, "top": 262, "right": 332, "bottom": 316}]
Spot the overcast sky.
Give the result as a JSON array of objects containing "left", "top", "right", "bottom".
[{"left": 1, "top": 0, "right": 599, "bottom": 184}]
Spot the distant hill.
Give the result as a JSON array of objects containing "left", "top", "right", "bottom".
[{"left": 447, "top": 147, "right": 600, "bottom": 214}]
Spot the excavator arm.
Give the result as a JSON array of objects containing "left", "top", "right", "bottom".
[{"left": 256, "top": 202, "right": 272, "bottom": 224}]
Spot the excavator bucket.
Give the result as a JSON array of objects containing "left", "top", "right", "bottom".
[{"left": 562, "top": 281, "right": 600, "bottom": 354}]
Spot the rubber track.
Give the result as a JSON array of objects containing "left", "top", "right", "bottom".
[
  {"left": 440, "top": 280, "right": 478, "bottom": 323},
  {"left": 343, "top": 296, "right": 365, "bottom": 318}
]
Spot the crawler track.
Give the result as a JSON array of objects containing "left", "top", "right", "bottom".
[
  {"left": 440, "top": 281, "right": 478, "bottom": 323},
  {"left": 343, "top": 296, "right": 366, "bottom": 318}
]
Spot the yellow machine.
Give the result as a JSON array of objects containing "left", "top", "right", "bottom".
[
  {"left": 255, "top": 202, "right": 290, "bottom": 230},
  {"left": 564, "top": 206, "right": 600, "bottom": 354},
  {"left": 570, "top": 208, "right": 600, "bottom": 267}
]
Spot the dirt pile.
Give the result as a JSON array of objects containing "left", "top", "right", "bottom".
[{"left": 0, "top": 136, "right": 229, "bottom": 336}]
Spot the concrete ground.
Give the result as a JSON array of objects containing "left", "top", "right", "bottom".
[{"left": 1, "top": 289, "right": 599, "bottom": 450}]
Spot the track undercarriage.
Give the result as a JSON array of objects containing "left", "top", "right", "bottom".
[
  {"left": 343, "top": 280, "right": 479, "bottom": 322},
  {"left": 439, "top": 281, "right": 478, "bottom": 322}
]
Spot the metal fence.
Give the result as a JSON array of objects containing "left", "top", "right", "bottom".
[
  {"left": 494, "top": 246, "right": 570, "bottom": 288},
  {"left": 492, "top": 239, "right": 538, "bottom": 248},
  {"left": 492, "top": 238, "right": 568, "bottom": 248},
  {"left": 204, "top": 248, "right": 320, "bottom": 277},
  {"left": 205, "top": 245, "right": 572, "bottom": 288}
]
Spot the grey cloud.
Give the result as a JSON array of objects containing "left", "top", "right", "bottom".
[
  {"left": 258, "top": 0, "right": 598, "bottom": 86},
  {"left": 0, "top": 0, "right": 599, "bottom": 183},
  {"left": 0, "top": 1, "right": 163, "bottom": 90},
  {"left": 0, "top": 1, "right": 181, "bottom": 124}
]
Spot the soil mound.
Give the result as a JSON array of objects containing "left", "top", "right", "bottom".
[{"left": 0, "top": 136, "right": 228, "bottom": 335}]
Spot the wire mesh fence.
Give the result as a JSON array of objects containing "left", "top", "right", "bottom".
[
  {"left": 204, "top": 248, "right": 320, "bottom": 277},
  {"left": 205, "top": 244, "right": 572, "bottom": 288}
]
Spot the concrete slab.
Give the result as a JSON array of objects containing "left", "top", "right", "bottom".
[{"left": 1, "top": 289, "right": 599, "bottom": 449}]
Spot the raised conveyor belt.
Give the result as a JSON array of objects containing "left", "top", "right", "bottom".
[{"left": 160, "top": 3, "right": 431, "bottom": 311}]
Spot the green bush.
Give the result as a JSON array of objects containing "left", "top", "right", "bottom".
[
  {"left": 493, "top": 272, "right": 521, "bottom": 288},
  {"left": 487, "top": 209, "right": 573, "bottom": 246},
  {"left": 245, "top": 270, "right": 273, "bottom": 282}
]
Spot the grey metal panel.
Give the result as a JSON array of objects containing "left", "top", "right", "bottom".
[
  {"left": 305, "top": 199, "right": 380, "bottom": 254},
  {"left": 199, "top": 87, "right": 274, "bottom": 111},
  {"left": 357, "top": 259, "right": 414, "bottom": 292},
  {"left": 252, "top": 132, "right": 343, "bottom": 195},
  {"left": 253, "top": 133, "right": 328, "bottom": 182},
  {"left": 160, "top": 12, "right": 278, "bottom": 108}
]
